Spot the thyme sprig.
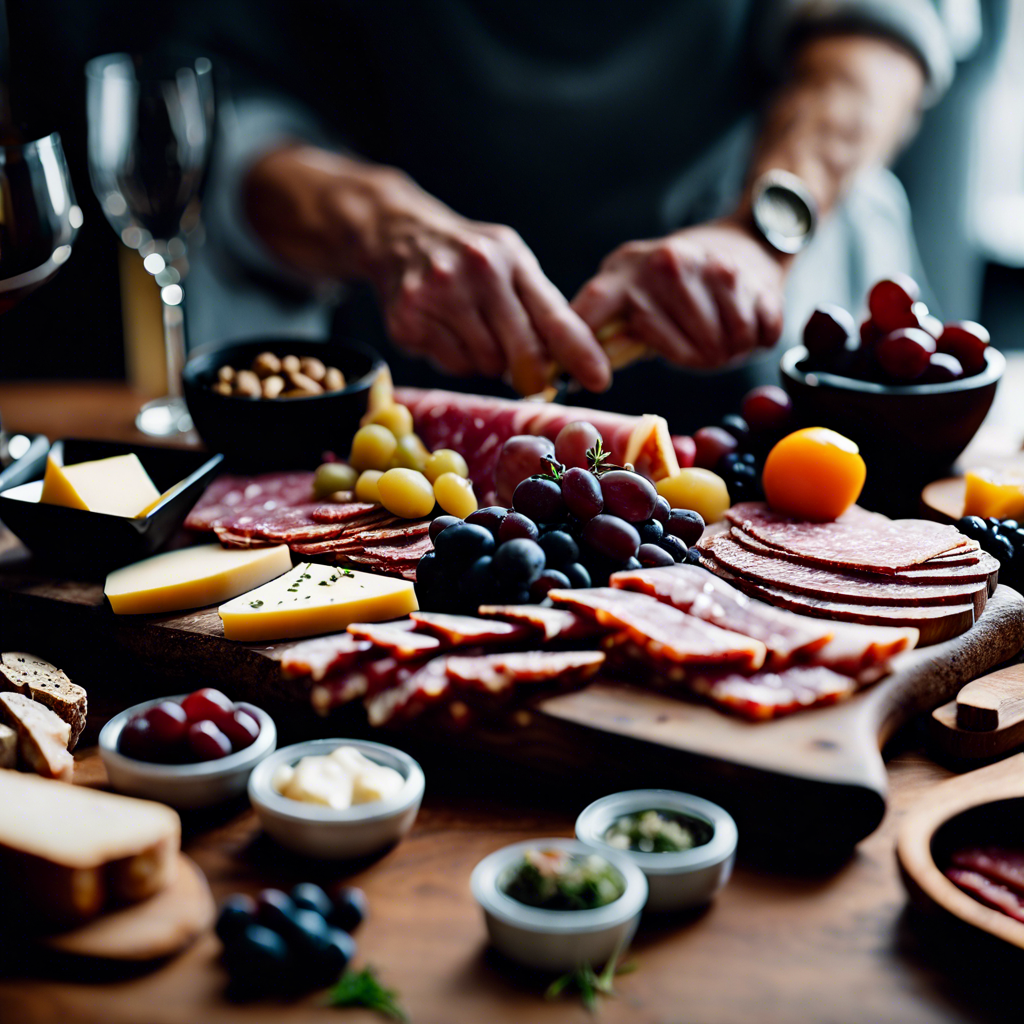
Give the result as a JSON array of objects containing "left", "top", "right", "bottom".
[
  {"left": 544, "top": 942, "right": 637, "bottom": 1013},
  {"left": 325, "top": 966, "right": 408, "bottom": 1021}
]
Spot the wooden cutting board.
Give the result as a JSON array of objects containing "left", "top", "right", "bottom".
[{"left": 3, "top": 529, "right": 1024, "bottom": 852}]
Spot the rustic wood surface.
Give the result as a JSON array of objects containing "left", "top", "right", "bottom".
[{"left": 3, "top": 378, "right": 1024, "bottom": 1022}]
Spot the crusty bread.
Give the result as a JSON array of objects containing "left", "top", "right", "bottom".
[
  {"left": 0, "top": 770, "right": 181, "bottom": 924},
  {"left": 0, "top": 724, "right": 15, "bottom": 769},
  {"left": 0, "top": 652, "right": 88, "bottom": 749},
  {"left": 0, "top": 693, "right": 74, "bottom": 781}
]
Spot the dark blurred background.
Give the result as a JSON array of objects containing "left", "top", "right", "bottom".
[{"left": 1, "top": 0, "right": 1022, "bottom": 382}]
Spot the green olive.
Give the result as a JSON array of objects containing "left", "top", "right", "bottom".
[{"left": 313, "top": 462, "right": 359, "bottom": 498}]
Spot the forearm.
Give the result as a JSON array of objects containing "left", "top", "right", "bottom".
[{"left": 739, "top": 34, "right": 926, "bottom": 219}]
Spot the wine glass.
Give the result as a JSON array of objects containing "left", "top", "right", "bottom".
[
  {"left": 85, "top": 52, "right": 214, "bottom": 438},
  {"left": 0, "top": 133, "right": 81, "bottom": 467}
]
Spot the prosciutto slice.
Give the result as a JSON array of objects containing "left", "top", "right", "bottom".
[
  {"left": 445, "top": 651, "right": 604, "bottom": 695},
  {"left": 476, "top": 605, "right": 600, "bottom": 641},
  {"left": 279, "top": 633, "right": 373, "bottom": 681},
  {"left": 688, "top": 666, "right": 859, "bottom": 720},
  {"left": 409, "top": 612, "right": 532, "bottom": 647}
]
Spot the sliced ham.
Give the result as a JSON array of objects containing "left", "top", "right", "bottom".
[
  {"left": 445, "top": 651, "right": 605, "bottom": 695},
  {"left": 346, "top": 622, "right": 444, "bottom": 658},
  {"left": 409, "top": 612, "right": 532, "bottom": 647},
  {"left": 476, "top": 605, "right": 601, "bottom": 641},
  {"left": 279, "top": 633, "right": 373, "bottom": 681},
  {"left": 688, "top": 666, "right": 859, "bottom": 720}
]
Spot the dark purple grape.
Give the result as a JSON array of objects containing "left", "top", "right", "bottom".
[
  {"left": 530, "top": 569, "right": 571, "bottom": 601},
  {"left": 256, "top": 888, "right": 298, "bottom": 932},
  {"left": 513, "top": 477, "right": 566, "bottom": 523},
  {"left": 719, "top": 414, "right": 750, "bottom": 443},
  {"left": 685, "top": 546, "right": 704, "bottom": 566},
  {"left": 465, "top": 506, "right": 508, "bottom": 537},
  {"left": 499, "top": 511, "right": 540, "bottom": 543},
  {"left": 290, "top": 883, "right": 333, "bottom": 919},
  {"left": 496, "top": 435, "right": 556, "bottom": 505},
  {"left": 563, "top": 562, "right": 591, "bottom": 588},
  {"left": 493, "top": 538, "right": 546, "bottom": 584},
  {"left": 118, "top": 715, "right": 155, "bottom": 760},
  {"left": 623, "top": 556, "right": 642, "bottom": 570},
  {"left": 554, "top": 421, "right": 603, "bottom": 469},
  {"left": 281, "top": 907, "right": 332, "bottom": 957},
  {"left": 637, "top": 519, "right": 664, "bottom": 545},
  {"left": 658, "top": 534, "right": 688, "bottom": 562},
  {"left": 307, "top": 928, "right": 357, "bottom": 987},
  {"left": 187, "top": 720, "right": 232, "bottom": 762},
  {"left": 224, "top": 923, "right": 290, "bottom": 992},
  {"left": 328, "top": 885, "right": 368, "bottom": 933},
  {"left": 600, "top": 470, "right": 657, "bottom": 523},
  {"left": 416, "top": 550, "right": 438, "bottom": 590},
  {"left": 538, "top": 530, "right": 578, "bottom": 567},
  {"left": 652, "top": 495, "right": 670, "bottom": 525},
  {"left": 429, "top": 515, "right": 461, "bottom": 542},
  {"left": 434, "top": 522, "right": 495, "bottom": 564},
  {"left": 464, "top": 555, "right": 497, "bottom": 604},
  {"left": 216, "top": 894, "right": 258, "bottom": 945},
  {"left": 561, "top": 466, "right": 604, "bottom": 520},
  {"left": 638, "top": 543, "right": 675, "bottom": 568},
  {"left": 582, "top": 514, "right": 640, "bottom": 562},
  {"left": 666, "top": 509, "right": 705, "bottom": 546}
]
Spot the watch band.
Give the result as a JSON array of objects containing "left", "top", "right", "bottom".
[{"left": 750, "top": 169, "right": 818, "bottom": 255}]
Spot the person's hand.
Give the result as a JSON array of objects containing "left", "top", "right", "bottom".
[
  {"left": 371, "top": 198, "right": 611, "bottom": 394},
  {"left": 571, "top": 218, "right": 789, "bottom": 369}
]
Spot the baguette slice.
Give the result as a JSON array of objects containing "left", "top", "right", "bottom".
[
  {"left": 0, "top": 724, "right": 15, "bottom": 769},
  {"left": 0, "top": 693, "right": 73, "bottom": 781},
  {"left": 0, "top": 770, "right": 181, "bottom": 924},
  {"left": 0, "top": 652, "right": 88, "bottom": 749}
]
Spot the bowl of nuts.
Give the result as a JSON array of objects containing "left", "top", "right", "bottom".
[{"left": 182, "top": 337, "right": 383, "bottom": 469}]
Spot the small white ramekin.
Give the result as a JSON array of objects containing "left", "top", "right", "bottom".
[
  {"left": 575, "top": 789, "right": 737, "bottom": 912},
  {"left": 471, "top": 837, "right": 648, "bottom": 972},
  {"left": 247, "top": 739, "right": 424, "bottom": 859},
  {"left": 99, "top": 695, "right": 277, "bottom": 809}
]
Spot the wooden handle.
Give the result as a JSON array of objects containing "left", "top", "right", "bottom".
[{"left": 956, "top": 663, "right": 1024, "bottom": 732}]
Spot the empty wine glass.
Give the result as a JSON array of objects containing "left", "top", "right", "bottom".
[{"left": 86, "top": 52, "right": 213, "bottom": 438}]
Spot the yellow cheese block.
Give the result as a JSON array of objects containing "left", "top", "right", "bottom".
[
  {"left": 136, "top": 478, "right": 189, "bottom": 518},
  {"left": 41, "top": 453, "right": 161, "bottom": 518},
  {"left": 105, "top": 544, "right": 293, "bottom": 615},
  {"left": 963, "top": 468, "right": 1024, "bottom": 521},
  {"left": 219, "top": 562, "right": 418, "bottom": 641}
]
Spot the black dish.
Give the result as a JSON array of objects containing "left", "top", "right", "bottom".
[
  {"left": 182, "top": 337, "right": 383, "bottom": 470},
  {"left": 0, "top": 439, "right": 223, "bottom": 575}
]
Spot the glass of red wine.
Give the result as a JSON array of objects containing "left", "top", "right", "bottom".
[
  {"left": 85, "top": 53, "right": 214, "bottom": 438},
  {"left": 0, "top": 133, "right": 81, "bottom": 467}
]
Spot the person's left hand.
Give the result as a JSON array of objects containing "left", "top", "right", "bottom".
[{"left": 571, "top": 218, "right": 790, "bottom": 369}]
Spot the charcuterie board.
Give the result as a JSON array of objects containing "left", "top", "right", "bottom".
[{"left": 3, "top": 522, "right": 1024, "bottom": 853}]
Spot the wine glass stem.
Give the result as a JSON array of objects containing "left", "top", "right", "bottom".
[{"left": 162, "top": 290, "right": 186, "bottom": 399}]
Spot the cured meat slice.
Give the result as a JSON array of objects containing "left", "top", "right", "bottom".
[
  {"left": 185, "top": 472, "right": 316, "bottom": 532},
  {"left": 445, "top": 651, "right": 604, "bottom": 695},
  {"left": 279, "top": 633, "right": 374, "bottom": 681},
  {"left": 725, "top": 502, "right": 968, "bottom": 573},
  {"left": 365, "top": 658, "right": 450, "bottom": 726},
  {"left": 950, "top": 847, "right": 1024, "bottom": 897},
  {"left": 311, "top": 504, "right": 398, "bottom": 524},
  {"left": 700, "top": 534, "right": 989, "bottom": 609},
  {"left": 344, "top": 536, "right": 433, "bottom": 564},
  {"left": 946, "top": 867, "right": 1024, "bottom": 924},
  {"left": 214, "top": 505, "right": 347, "bottom": 543},
  {"left": 409, "top": 612, "right": 532, "bottom": 647},
  {"left": 688, "top": 665, "right": 859, "bottom": 720},
  {"left": 291, "top": 524, "right": 429, "bottom": 556},
  {"left": 476, "top": 605, "right": 600, "bottom": 641},
  {"left": 346, "top": 621, "right": 444, "bottom": 658},
  {"left": 548, "top": 588, "right": 766, "bottom": 671},
  {"left": 609, "top": 564, "right": 833, "bottom": 667}
]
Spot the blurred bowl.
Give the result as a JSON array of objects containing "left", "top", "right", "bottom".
[
  {"left": 780, "top": 346, "right": 1003, "bottom": 514},
  {"left": 182, "top": 337, "right": 383, "bottom": 470}
]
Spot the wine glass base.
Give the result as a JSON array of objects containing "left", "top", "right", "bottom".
[{"left": 135, "top": 396, "right": 193, "bottom": 438}]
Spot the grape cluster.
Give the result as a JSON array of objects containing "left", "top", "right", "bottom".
[
  {"left": 416, "top": 422, "right": 706, "bottom": 612},
  {"left": 958, "top": 515, "right": 1023, "bottom": 588},
  {"left": 216, "top": 882, "right": 366, "bottom": 996}
]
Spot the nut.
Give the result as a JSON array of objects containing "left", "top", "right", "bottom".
[
  {"left": 261, "top": 374, "right": 286, "bottom": 399},
  {"left": 281, "top": 354, "right": 301, "bottom": 375},
  {"left": 212, "top": 380, "right": 233, "bottom": 396},
  {"left": 285, "top": 370, "right": 324, "bottom": 395},
  {"left": 299, "top": 356, "right": 327, "bottom": 383},
  {"left": 252, "top": 351, "right": 282, "bottom": 378},
  {"left": 217, "top": 364, "right": 236, "bottom": 383},
  {"left": 234, "top": 369, "right": 263, "bottom": 397},
  {"left": 323, "top": 366, "right": 346, "bottom": 391}
]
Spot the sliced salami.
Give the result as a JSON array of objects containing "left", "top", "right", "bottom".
[
  {"left": 346, "top": 622, "right": 444, "bottom": 658},
  {"left": 476, "top": 605, "right": 601, "bottom": 641},
  {"left": 279, "top": 633, "right": 374, "bottom": 681},
  {"left": 689, "top": 665, "right": 859, "bottom": 720},
  {"left": 185, "top": 472, "right": 316, "bottom": 532},
  {"left": 410, "top": 612, "right": 532, "bottom": 647},
  {"left": 445, "top": 651, "right": 604, "bottom": 695},
  {"left": 311, "top": 503, "right": 394, "bottom": 524}
]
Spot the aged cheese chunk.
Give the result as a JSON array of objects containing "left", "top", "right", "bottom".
[
  {"left": 219, "top": 562, "right": 418, "bottom": 641},
  {"left": 0, "top": 652, "right": 88, "bottom": 749},
  {"left": 963, "top": 468, "right": 1024, "bottom": 521},
  {"left": 40, "top": 452, "right": 161, "bottom": 517},
  {"left": 105, "top": 543, "right": 293, "bottom": 615},
  {"left": 0, "top": 693, "right": 74, "bottom": 781},
  {"left": 0, "top": 771, "right": 180, "bottom": 923},
  {"left": 0, "top": 724, "right": 16, "bottom": 769}
]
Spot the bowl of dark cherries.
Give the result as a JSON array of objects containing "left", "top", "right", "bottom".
[
  {"left": 99, "top": 687, "right": 277, "bottom": 809},
  {"left": 781, "top": 275, "right": 1004, "bottom": 484}
]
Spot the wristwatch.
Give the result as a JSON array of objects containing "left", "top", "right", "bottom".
[{"left": 750, "top": 169, "right": 818, "bottom": 255}]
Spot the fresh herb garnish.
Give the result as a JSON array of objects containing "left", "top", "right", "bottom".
[
  {"left": 325, "top": 966, "right": 408, "bottom": 1021},
  {"left": 248, "top": 600, "right": 264, "bottom": 608},
  {"left": 537, "top": 454, "right": 565, "bottom": 483},
  {"left": 587, "top": 440, "right": 611, "bottom": 475},
  {"left": 544, "top": 942, "right": 636, "bottom": 1014},
  {"left": 342, "top": 569, "right": 355, "bottom": 578}
]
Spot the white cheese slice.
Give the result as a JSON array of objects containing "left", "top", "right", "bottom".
[
  {"left": 40, "top": 453, "right": 161, "bottom": 517},
  {"left": 218, "top": 562, "right": 418, "bottom": 641},
  {"left": 105, "top": 543, "right": 293, "bottom": 615}
]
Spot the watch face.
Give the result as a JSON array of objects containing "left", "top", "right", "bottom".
[{"left": 753, "top": 172, "right": 817, "bottom": 254}]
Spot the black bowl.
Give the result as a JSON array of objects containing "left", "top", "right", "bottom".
[
  {"left": 182, "top": 337, "right": 383, "bottom": 470},
  {"left": 780, "top": 345, "right": 1004, "bottom": 515},
  {"left": 0, "top": 439, "right": 224, "bottom": 576}
]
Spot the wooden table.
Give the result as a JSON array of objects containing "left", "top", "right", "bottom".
[{"left": 1, "top": 377, "right": 1023, "bottom": 1024}]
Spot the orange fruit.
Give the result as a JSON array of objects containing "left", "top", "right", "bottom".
[{"left": 762, "top": 427, "right": 866, "bottom": 522}]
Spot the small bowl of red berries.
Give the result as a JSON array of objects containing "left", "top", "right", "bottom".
[{"left": 99, "top": 687, "right": 277, "bottom": 809}]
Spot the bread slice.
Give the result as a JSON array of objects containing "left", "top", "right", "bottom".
[
  {"left": 0, "top": 724, "right": 15, "bottom": 769},
  {"left": 0, "top": 652, "right": 88, "bottom": 749},
  {"left": 0, "top": 770, "right": 180, "bottom": 924},
  {"left": 0, "top": 693, "right": 74, "bottom": 781}
]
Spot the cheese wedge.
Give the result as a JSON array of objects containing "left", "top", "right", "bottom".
[
  {"left": 219, "top": 562, "right": 418, "bottom": 641},
  {"left": 0, "top": 770, "right": 180, "bottom": 924},
  {"left": 136, "top": 477, "right": 190, "bottom": 518},
  {"left": 40, "top": 452, "right": 161, "bottom": 518},
  {"left": 105, "top": 543, "right": 293, "bottom": 615}
]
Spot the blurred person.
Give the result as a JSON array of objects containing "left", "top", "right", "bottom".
[{"left": 193, "top": 1, "right": 958, "bottom": 427}]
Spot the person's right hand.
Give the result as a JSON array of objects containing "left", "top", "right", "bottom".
[{"left": 369, "top": 198, "right": 611, "bottom": 395}]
